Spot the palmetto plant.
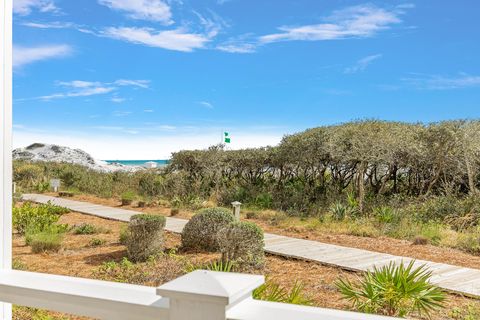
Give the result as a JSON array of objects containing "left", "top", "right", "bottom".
[
  {"left": 253, "top": 280, "right": 313, "bottom": 306},
  {"left": 329, "top": 202, "right": 357, "bottom": 221},
  {"left": 206, "top": 260, "right": 235, "bottom": 272},
  {"left": 184, "top": 259, "right": 236, "bottom": 273},
  {"left": 336, "top": 260, "right": 445, "bottom": 318}
]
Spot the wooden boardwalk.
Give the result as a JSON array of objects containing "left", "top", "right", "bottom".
[{"left": 23, "top": 194, "right": 480, "bottom": 298}]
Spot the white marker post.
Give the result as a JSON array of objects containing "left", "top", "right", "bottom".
[
  {"left": 231, "top": 201, "right": 241, "bottom": 222},
  {"left": 50, "top": 179, "right": 61, "bottom": 192}
]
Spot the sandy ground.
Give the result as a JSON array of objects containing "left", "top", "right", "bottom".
[{"left": 12, "top": 209, "right": 480, "bottom": 320}]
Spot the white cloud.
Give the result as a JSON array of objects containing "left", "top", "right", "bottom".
[
  {"left": 144, "top": 109, "right": 154, "bottom": 113},
  {"left": 396, "top": 3, "right": 416, "bottom": 9},
  {"left": 344, "top": 54, "right": 382, "bottom": 74},
  {"left": 260, "top": 4, "right": 406, "bottom": 44},
  {"left": 34, "top": 79, "right": 150, "bottom": 101},
  {"left": 193, "top": 10, "right": 226, "bottom": 38},
  {"left": 403, "top": 74, "right": 480, "bottom": 90},
  {"left": 102, "top": 27, "right": 211, "bottom": 52},
  {"left": 98, "top": 0, "right": 173, "bottom": 24},
  {"left": 13, "top": 0, "right": 58, "bottom": 16},
  {"left": 111, "top": 97, "right": 126, "bottom": 103},
  {"left": 112, "top": 110, "right": 133, "bottom": 117},
  {"left": 59, "top": 80, "right": 102, "bottom": 88},
  {"left": 217, "top": 41, "right": 256, "bottom": 53},
  {"left": 114, "top": 79, "right": 150, "bottom": 88},
  {"left": 156, "top": 125, "right": 176, "bottom": 131},
  {"left": 92, "top": 126, "right": 138, "bottom": 134},
  {"left": 40, "top": 86, "right": 115, "bottom": 100},
  {"left": 21, "top": 21, "right": 74, "bottom": 29},
  {"left": 13, "top": 45, "right": 72, "bottom": 68},
  {"left": 216, "top": 33, "right": 258, "bottom": 53},
  {"left": 198, "top": 101, "right": 214, "bottom": 109}
]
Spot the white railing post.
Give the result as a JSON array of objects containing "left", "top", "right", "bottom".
[
  {"left": 0, "top": 0, "right": 13, "bottom": 319},
  {"left": 157, "top": 270, "right": 264, "bottom": 320}
]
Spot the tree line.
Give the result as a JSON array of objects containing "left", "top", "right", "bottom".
[{"left": 169, "top": 120, "right": 480, "bottom": 214}]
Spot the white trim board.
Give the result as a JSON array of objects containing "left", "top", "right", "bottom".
[{"left": 1, "top": 0, "right": 13, "bottom": 318}]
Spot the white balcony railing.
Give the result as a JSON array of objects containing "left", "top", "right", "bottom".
[{"left": 0, "top": 269, "right": 398, "bottom": 320}]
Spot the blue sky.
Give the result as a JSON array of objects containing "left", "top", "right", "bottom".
[{"left": 12, "top": 0, "right": 480, "bottom": 159}]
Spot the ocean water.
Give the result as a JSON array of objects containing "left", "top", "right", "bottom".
[{"left": 104, "top": 160, "right": 170, "bottom": 167}]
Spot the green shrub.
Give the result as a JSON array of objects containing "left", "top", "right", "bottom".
[
  {"left": 181, "top": 207, "right": 234, "bottom": 251},
  {"left": 43, "top": 202, "right": 70, "bottom": 215},
  {"left": 450, "top": 303, "right": 480, "bottom": 320},
  {"left": 121, "top": 191, "right": 136, "bottom": 205},
  {"left": 217, "top": 221, "right": 265, "bottom": 269},
  {"left": 455, "top": 229, "right": 480, "bottom": 255},
  {"left": 25, "top": 224, "right": 68, "bottom": 246},
  {"left": 89, "top": 238, "right": 106, "bottom": 247},
  {"left": 413, "top": 196, "right": 463, "bottom": 222},
  {"left": 170, "top": 196, "right": 182, "bottom": 208},
  {"left": 170, "top": 208, "right": 179, "bottom": 216},
  {"left": 253, "top": 280, "right": 313, "bottom": 306},
  {"left": 126, "top": 214, "right": 166, "bottom": 262},
  {"left": 119, "top": 225, "right": 129, "bottom": 245},
  {"left": 13, "top": 163, "right": 43, "bottom": 188},
  {"left": 254, "top": 193, "right": 273, "bottom": 209},
  {"left": 12, "top": 259, "right": 27, "bottom": 271},
  {"left": 72, "top": 223, "right": 108, "bottom": 235},
  {"left": 94, "top": 255, "right": 186, "bottom": 285},
  {"left": 30, "top": 231, "right": 64, "bottom": 253},
  {"left": 336, "top": 260, "right": 445, "bottom": 317},
  {"left": 13, "top": 202, "right": 67, "bottom": 235},
  {"left": 34, "top": 181, "right": 50, "bottom": 193},
  {"left": 385, "top": 216, "right": 421, "bottom": 240},
  {"left": 373, "top": 206, "right": 399, "bottom": 224},
  {"left": 419, "top": 222, "right": 446, "bottom": 245},
  {"left": 446, "top": 212, "right": 480, "bottom": 231}
]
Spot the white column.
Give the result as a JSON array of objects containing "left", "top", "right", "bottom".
[
  {"left": 157, "top": 270, "right": 264, "bottom": 320},
  {"left": 231, "top": 201, "right": 242, "bottom": 222},
  {"left": 0, "top": 0, "right": 13, "bottom": 319}
]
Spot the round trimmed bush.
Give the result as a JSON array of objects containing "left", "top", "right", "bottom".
[
  {"left": 181, "top": 207, "right": 234, "bottom": 251},
  {"left": 126, "top": 214, "right": 166, "bottom": 262},
  {"left": 217, "top": 221, "right": 265, "bottom": 269}
]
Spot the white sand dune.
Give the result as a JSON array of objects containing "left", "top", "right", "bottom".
[{"left": 13, "top": 143, "right": 143, "bottom": 172}]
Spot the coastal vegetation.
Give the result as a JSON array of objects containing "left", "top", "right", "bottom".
[
  {"left": 10, "top": 120, "right": 480, "bottom": 318},
  {"left": 12, "top": 200, "right": 480, "bottom": 319},
  {"left": 13, "top": 120, "right": 480, "bottom": 256}
]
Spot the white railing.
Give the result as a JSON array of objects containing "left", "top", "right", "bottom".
[{"left": 0, "top": 269, "right": 398, "bottom": 320}]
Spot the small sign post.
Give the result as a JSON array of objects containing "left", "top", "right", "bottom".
[
  {"left": 50, "top": 179, "right": 61, "bottom": 192},
  {"left": 231, "top": 201, "right": 241, "bottom": 222}
]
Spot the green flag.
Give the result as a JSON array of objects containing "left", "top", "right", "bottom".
[{"left": 224, "top": 132, "right": 230, "bottom": 143}]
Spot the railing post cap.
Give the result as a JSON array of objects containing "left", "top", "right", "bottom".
[
  {"left": 231, "top": 201, "right": 242, "bottom": 206},
  {"left": 157, "top": 270, "right": 264, "bottom": 306}
]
